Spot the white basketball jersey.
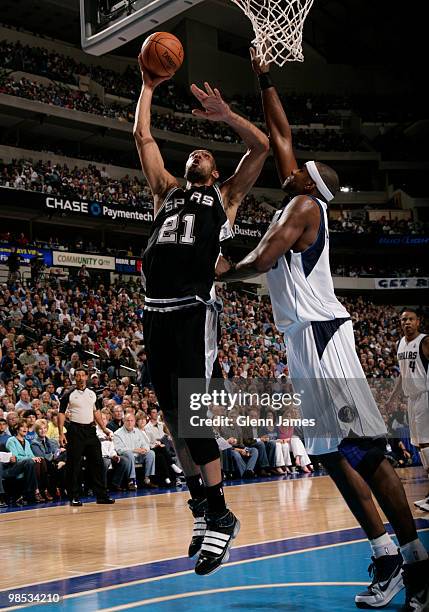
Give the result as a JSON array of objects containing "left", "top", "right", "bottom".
[
  {"left": 397, "top": 333, "right": 429, "bottom": 399},
  {"left": 266, "top": 197, "right": 349, "bottom": 332}
]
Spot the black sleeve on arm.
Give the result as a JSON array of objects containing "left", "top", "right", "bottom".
[{"left": 59, "top": 388, "right": 73, "bottom": 414}]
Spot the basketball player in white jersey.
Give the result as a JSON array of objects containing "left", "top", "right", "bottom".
[
  {"left": 387, "top": 309, "right": 429, "bottom": 512},
  {"left": 218, "top": 51, "right": 429, "bottom": 611}
]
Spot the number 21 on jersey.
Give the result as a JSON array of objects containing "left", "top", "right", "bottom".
[{"left": 157, "top": 214, "right": 196, "bottom": 245}]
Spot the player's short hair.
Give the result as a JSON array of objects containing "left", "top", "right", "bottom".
[
  {"left": 400, "top": 307, "right": 420, "bottom": 317},
  {"left": 315, "top": 162, "right": 340, "bottom": 197}
]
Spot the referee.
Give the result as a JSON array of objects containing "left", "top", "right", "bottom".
[{"left": 58, "top": 368, "right": 115, "bottom": 507}]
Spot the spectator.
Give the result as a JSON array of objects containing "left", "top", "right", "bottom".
[
  {"left": 113, "top": 413, "right": 157, "bottom": 489},
  {"left": 96, "top": 413, "right": 133, "bottom": 492},
  {"left": 24, "top": 410, "right": 38, "bottom": 443},
  {"left": 107, "top": 405, "right": 124, "bottom": 433},
  {"left": 30, "top": 419, "right": 61, "bottom": 499},
  {"left": 5, "top": 418, "right": 49, "bottom": 502},
  {"left": 15, "top": 389, "right": 32, "bottom": 412},
  {"left": 0, "top": 423, "right": 38, "bottom": 507}
]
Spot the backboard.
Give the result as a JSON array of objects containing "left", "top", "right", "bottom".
[{"left": 80, "top": 0, "right": 204, "bottom": 56}]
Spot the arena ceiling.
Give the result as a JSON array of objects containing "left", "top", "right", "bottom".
[{"left": 1, "top": 0, "right": 421, "bottom": 90}]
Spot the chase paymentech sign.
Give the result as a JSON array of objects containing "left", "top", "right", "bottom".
[
  {"left": 53, "top": 251, "right": 115, "bottom": 270},
  {"left": 45, "top": 197, "right": 153, "bottom": 222}
]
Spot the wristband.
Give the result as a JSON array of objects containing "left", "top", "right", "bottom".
[{"left": 258, "top": 73, "right": 274, "bottom": 90}]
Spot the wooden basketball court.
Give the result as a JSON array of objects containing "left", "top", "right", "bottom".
[{"left": 0, "top": 467, "right": 428, "bottom": 611}]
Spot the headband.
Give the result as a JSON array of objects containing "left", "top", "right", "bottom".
[{"left": 305, "top": 160, "right": 334, "bottom": 202}]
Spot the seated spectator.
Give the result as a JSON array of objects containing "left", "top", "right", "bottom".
[
  {"left": 241, "top": 408, "right": 278, "bottom": 476},
  {"left": 96, "top": 413, "right": 133, "bottom": 491},
  {"left": 0, "top": 426, "right": 38, "bottom": 507},
  {"left": 15, "top": 389, "right": 32, "bottom": 412},
  {"left": 259, "top": 409, "right": 289, "bottom": 474},
  {"left": 218, "top": 408, "right": 259, "bottom": 479},
  {"left": 19, "top": 346, "right": 37, "bottom": 368},
  {"left": 6, "top": 411, "right": 18, "bottom": 436},
  {"left": 30, "top": 419, "right": 61, "bottom": 499},
  {"left": 46, "top": 410, "right": 66, "bottom": 442},
  {"left": 278, "top": 416, "right": 313, "bottom": 473},
  {"left": 107, "top": 405, "right": 124, "bottom": 432},
  {"left": 5, "top": 418, "right": 50, "bottom": 502},
  {"left": 19, "top": 365, "right": 39, "bottom": 388},
  {"left": 24, "top": 410, "right": 37, "bottom": 443},
  {"left": 48, "top": 356, "right": 66, "bottom": 386},
  {"left": 144, "top": 407, "right": 181, "bottom": 472},
  {"left": 0, "top": 418, "right": 10, "bottom": 445},
  {"left": 113, "top": 413, "right": 156, "bottom": 489},
  {"left": 137, "top": 414, "right": 181, "bottom": 485},
  {"left": 2, "top": 380, "right": 16, "bottom": 405},
  {"left": 0, "top": 349, "right": 19, "bottom": 382}
]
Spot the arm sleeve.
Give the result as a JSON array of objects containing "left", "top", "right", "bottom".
[
  {"left": 30, "top": 442, "right": 43, "bottom": 457},
  {"left": 113, "top": 431, "right": 126, "bottom": 453}
]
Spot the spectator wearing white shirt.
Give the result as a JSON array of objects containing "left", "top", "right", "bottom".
[
  {"left": 96, "top": 413, "right": 134, "bottom": 491},
  {"left": 144, "top": 407, "right": 168, "bottom": 445},
  {"left": 15, "top": 389, "right": 32, "bottom": 412},
  {"left": 113, "top": 414, "right": 156, "bottom": 488}
]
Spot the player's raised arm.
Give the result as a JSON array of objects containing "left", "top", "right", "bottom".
[
  {"left": 218, "top": 195, "right": 316, "bottom": 281},
  {"left": 191, "top": 82, "right": 269, "bottom": 225},
  {"left": 133, "top": 57, "right": 179, "bottom": 215},
  {"left": 250, "top": 48, "right": 298, "bottom": 186}
]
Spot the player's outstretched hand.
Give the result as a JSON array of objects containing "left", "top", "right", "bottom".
[
  {"left": 215, "top": 254, "right": 232, "bottom": 279},
  {"left": 138, "top": 55, "right": 171, "bottom": 90},
  {"left": 249, "top": 46, "right": 270, "bottom": 75},
  {"left": 191, "top": 82, "right": 232, "bottom": 122}
]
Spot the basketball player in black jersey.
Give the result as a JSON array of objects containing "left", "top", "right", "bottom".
[
  {"left": 133, "top": 58, "right": 269, "bottom": 575},
  {"left": 218, "top": 52, "right": 428, "bottom": 610}
]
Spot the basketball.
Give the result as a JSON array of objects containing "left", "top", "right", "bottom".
[{"left": 139, "top": 32, "right": 184, "bottom": 78}]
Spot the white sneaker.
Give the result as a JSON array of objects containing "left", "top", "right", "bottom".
[
  {"left": 171, "top": 463, "right": 183, "bottom": 474},
  {"left": 355, "top": 553, "right": 404, "bottom": 608}
]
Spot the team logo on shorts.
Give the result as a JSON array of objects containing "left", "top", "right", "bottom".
[{"left": 338, "top": 405, "right": 358, "bottom": 423}]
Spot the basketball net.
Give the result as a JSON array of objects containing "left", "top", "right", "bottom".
[{"left": 231, "top": 0, "right": 315, "bottom": 66}]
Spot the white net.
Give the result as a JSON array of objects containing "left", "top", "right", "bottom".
[{"left": 231, "top": 0, "right": 315, "bottom": 66}]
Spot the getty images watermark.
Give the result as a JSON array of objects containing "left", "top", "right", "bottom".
[{"left": 177, "top": 377, "right": 400, "bottom": 440}]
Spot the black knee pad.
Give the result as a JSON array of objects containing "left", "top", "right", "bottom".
[{"left": 185, "top": 438, "right": 220, "bottom": 466}]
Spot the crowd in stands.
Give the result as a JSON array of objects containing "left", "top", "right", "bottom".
[
  {"left": 0, "top": 158, "right": 153, "bottom": 209},
  {"left": 1, "top": 38, "right": 422, "bottom": 124},
  {"left": 0, "top": 73, "right": 363, "bottom": 151},
  {"left": 330, "top": 217, "right": 428, "bottom": 235},
  {"left": 1, "top": 158, "right": 428, "bottom": 235},
  {"left": 0, "top": 73, "right": 361, "bottom": 151},
  {"left": 332, "top": 264, "right": 429, "bottom": 277},
  {"left": 0, "top": 272, "right": 423, "bottom": 505}
]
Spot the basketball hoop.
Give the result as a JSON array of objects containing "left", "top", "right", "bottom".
[{"left": 231, "top": 0, "right": 315, "bottom": 66}]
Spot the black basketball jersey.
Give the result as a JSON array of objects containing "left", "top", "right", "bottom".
[{"left": 142, "top": 183, "right": 231, "bottom": 304}]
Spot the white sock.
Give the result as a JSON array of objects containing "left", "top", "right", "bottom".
[
  {"left": 370, "top": 532, "right": 398, "bottom": 558},
  {"left": 400, "top": 539, "right": 429, "bottom": 564}
]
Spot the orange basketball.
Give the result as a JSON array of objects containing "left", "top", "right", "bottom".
[{"left": 140, "top": 32, "right": 184, "bottom": 78}]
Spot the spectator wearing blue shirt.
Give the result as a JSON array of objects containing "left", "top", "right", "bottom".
[{"left": 6, "top": 419, "right": 50, "bottom": 502}]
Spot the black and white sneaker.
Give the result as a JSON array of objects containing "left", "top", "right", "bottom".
[
  {"left": 188, "top": 498, "right": 207, "bottom": 558},
  {"left": 194, "top": 509, "right": 240, "bottom": 576},
  {"left": 414, "top": 495, "right": 429, "bottom": 513},
  {"left": 402, "top": 559, "right": 429, "bottom": 611},
  {"left": 355, "top": 553, "right": 404, "bottom": 608}
]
